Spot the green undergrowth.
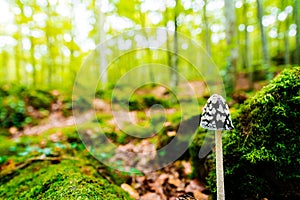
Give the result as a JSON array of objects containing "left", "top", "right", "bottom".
[{"left": 0, "top": 84, "right": 73, "bottom": 128}]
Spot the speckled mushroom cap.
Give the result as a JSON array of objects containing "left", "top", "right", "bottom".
[{"left": 200, "top": 94, "right": 234, "bottom": 131}]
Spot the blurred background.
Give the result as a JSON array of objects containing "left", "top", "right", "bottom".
[{"left": 0, "top": 0, "right": 299, "bottom": 91}]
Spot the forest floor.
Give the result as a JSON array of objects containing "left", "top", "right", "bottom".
[{"left": 0, "top": 78, "right": 258, "bottom": 199}]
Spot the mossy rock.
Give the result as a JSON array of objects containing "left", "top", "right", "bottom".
[
  {"left": 0, "top": 159, "right": 133, "bottom": 200},
  {"left": 204, "top": 67, "right": 300, "bottom": 199}
]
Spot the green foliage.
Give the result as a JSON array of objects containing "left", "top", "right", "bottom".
[
  {"left": 0, "top": 85, "right": 59, "bottom": 128},
  {"left": 0, "top": 95, "right": 28, "bottom": 128},
  {"left": 0, "top": 85, "right": 31, "bottom": 128},
  {"left": 206, "top": 67, "right": 300, "bottom": 199},
  {"left": 189, "top": 128, "right": 215, "bottom": 181},
  {"left": 128, "top": 94, "right": 170, "bottom": 111},
  {"left": 25, "top": 89, "right": 57, "bottom": 110}
]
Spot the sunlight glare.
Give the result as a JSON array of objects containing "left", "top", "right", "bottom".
[
  {"left": 239, "top": 24, "right": 245, "bottom": 31},
  {"left": 0, "top": 36, "right": 17, "bottom": 48},
  {"left": 22, "top": 38, "right": 31, "bottom": 50},
  {"left": 278, "top": 12, "right": 287, "bottom": 22},
  {"left": 262, "top": 15, "right": 276, "bottom": 27},
  {"left": 25, "top": 63, "right": 33, "bottom": 73},
  {"left": 285, "top": 6, "right": 293, "bottom": 14},
  {"left": 269, "top": 29, "right": 277, "bottom": 38},
  {"left": 207, "top": 0, "right": 224, "bottom": 11},
  {"left": 141, "top": 0, "right": 165, "bottom": 13},
  {"left": 148, "top": 12, "right": 162, "bottom": 25},
  {"left": 0, "top": 0, "right": 13, "bottom": 24},
  {"left": 107, "top": 16, "right": 135, "bottom": 31},
  {"left": 166, "top": 0, "right": 176, "bottom": 8},
  {"left": 247, "top": 25, "right": 254, "bottom": 32},
  {"left": 24, "top": 6, "right": 33, "bottom": 18},
  {"left": 192, "top": 0, "right": 204, "bottom": 12},
  {"left": 235, "top": 1, "right": 243, "bottom": 9}
]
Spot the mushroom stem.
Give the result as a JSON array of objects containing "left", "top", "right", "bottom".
[{"left": 215, "top": 130, "right": 225, "bottom": 200}]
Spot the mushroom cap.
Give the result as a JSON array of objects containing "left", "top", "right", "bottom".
[{"left": 200, "top": 94, "right": 234, "bottom": 131}]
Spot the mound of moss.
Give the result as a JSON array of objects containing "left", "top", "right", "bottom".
[
  {"left": 205, "top": 67, "right": 300, "bottom": 199},
  {"left": 0, "top": 124, "right": 132, "bottom": 200},
  {"left": 0, "top": 159, "right": 132, "bottom": 200}
]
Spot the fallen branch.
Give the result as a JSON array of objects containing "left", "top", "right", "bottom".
[{"left": 0, "top": 154, "right": 80, "bottom": 179}]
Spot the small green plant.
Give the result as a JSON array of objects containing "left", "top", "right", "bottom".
[{"left": 0, "top": 96, "right": 29, "bottom": 128}]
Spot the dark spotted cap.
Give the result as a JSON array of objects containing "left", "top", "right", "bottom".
[{"left": 200, "top": 94, "right": 234, "bottom": 131}]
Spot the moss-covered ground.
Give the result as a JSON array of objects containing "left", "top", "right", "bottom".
[{"left": 0, "top": 126, "right": 133, "bottom": 200}]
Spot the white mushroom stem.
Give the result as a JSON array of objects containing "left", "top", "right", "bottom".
[{"left": 215, "top": 130, "right": 225, "bottom": 200}]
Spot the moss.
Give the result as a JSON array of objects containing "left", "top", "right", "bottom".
[
  {"left": 25, "top": 89, "right": 57, "bottom": 110},
  {"left": 204, "top": 67, "right": 300, "bottom": 199},
  {"left": 0, "top": 124, "right": 133, "bottom": 200},
  {"left": 189, "top": 128, "right": 214, "bottom": 181},
  {"left": 0, "top": 160, "right": 132, "bottom": 200}
]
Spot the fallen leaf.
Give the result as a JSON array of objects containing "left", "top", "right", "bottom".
[
  {"left": 182, "top": 160, "right": 192, "bottom": 175},
  {"left": 140, "top": 192, "right": 161, "bottom": 200},
  {"left": 9, "top": 127, "right": 18, "bottom": 135},
  {"left": 194, "top": 190, "right": 209, "bottom": 200},
  {"left": 185, "top": 179, "right": 205, "bottom": 193},
  {"left": 168, "top": 175, "right": 182, "bottom": 187},
  {"left": 121, "top": 183, "right": 140, "bottom": 199},
  {"left": 167, "top": 131, "right": 176, "bottom": 137}
]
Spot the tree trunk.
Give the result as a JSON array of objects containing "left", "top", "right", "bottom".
[
  {"left": 215, "top": 130, "right": 225, "bottom": 200},
  {"left": 203, "top": 0, "right": 211, "bottom": 57},
  {"left": 257, "top": 0, "right": 271, "bottom": 78},
  {"left": 30, "top": 36, "right": 37, "bottom": 85},
  {"left": 170, "top": 0, "right": 179, "bottom": 90},
  {"left": 283, "top": 1, "right": 290, "bottom": 65},
  {"left": 98, "top": 0, "right": 108, "bottom": 83},
  {"left": 295, "top": 0, "right": 300, "bottom": 65},
  {"left": 1, "top": 51, "right": 9, "bottom": 82},
  {"left": 14, "top": 31, "right": 21, "bottom": 83},
  {"left": 243, "top": 0, "right": 253, "bottom": 88},
  {"left": 224, "top": 0, "right": 238, "bottom": 93},
  {"left": 46, "top": 2, "right": 54, "bottom": 86}
]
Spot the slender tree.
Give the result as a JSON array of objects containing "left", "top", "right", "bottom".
[
  {"left": 257, "top": 0, "right": 271, "bottom": 78},
  {"left": 45, "top": 1, "right": 54, "bottom": 85},
  {"left": 224, "top": 0, "right": 238, "bottom": 92},
  {"left": 29, "top": 36, "right": 37, "bottom": 85},
  {"left": 170, "top": 0, "right": 179, "bottom": 90},
  {"left": 14, "top": 27, "right": 22, "bottom": 83},
  {"left": 203, "top": 0, "right": 211, "bottom": 57},
  {"left": 95, "top": 0, "right": 108, "bottom": 83},
  {"left": 295, "top": 0, "right": 300, "bottom": 65},
  {"left": 243, "top": 0, "right": 253, "bottom": 88},
  {"left": 283, "top": 1, "right": 290, "bottom": 65}
]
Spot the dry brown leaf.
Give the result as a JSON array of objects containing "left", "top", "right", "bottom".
[
  {"left": 9, "top": 127, "right": 18, "bottom": 135},
  {"left": 185, "top": 179, "right": 205, "bottom": 193},
  {"left": 1, "top": 160, "right": 15, "bottom": 171},
  {"left": 182, "top": 160, "right": 192, "bottom": 175},
  {"left": 121, "top": 183, "right": 140, "bottom": 199},
  {"left": 140, "top": 192, "right": 161, "bottom": 200},
  {"left": 193, "top": 190, "right": 209, "bottom": 200},
  {"left": 168, "top": 175, "right": 182, "bottom": 188},
  {"left": 167, "top": 131, "right": 176, "bottom": 137}
]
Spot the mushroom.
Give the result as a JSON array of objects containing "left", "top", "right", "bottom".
[{"left": 200, "top": 94, "right": 234, "bottom": 200}]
